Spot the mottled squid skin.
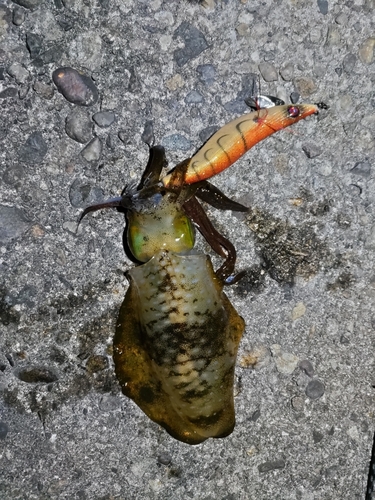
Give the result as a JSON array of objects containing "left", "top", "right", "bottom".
[{"left": 113, "top": 250, "right": 244, "bottom": 444}]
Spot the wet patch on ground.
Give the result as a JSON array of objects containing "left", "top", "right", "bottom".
[{"left": 244, "top": 207, "right": 333, "bottom": 285}]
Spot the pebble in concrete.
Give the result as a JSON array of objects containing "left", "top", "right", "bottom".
[
  {"left": 258, "top": 62, "right": 278, "bottom": 82},
  {"left": 26, "top": 32, "right": 43, "bottom": 58},
  {"left": 185, "top": 90, "right": 203, "bottom": 104},
  {"left": 18, "top": 131, "right": 47, "bottom": 164},
  {"left": 294, "top": 76, "right": 317, "bottom": 97},
  {"left": 258, "top": 459, "right": 286, "bottom": 473},
  {"left": 270, "top": 344, "right": 299, "bottom": 375},
  {"left": 81, "top": 137, "right": 102, "bottom": 162},
  {"left": 0, "top": 87, "right": 17, "bottom": 99},
  {"left": 92, "top": 111, "right": 115, "bottom": 128},
  {"left": 299, "top": 359, "right": 315, "bottom": 377},
  {"left": 280, "top": 62, "right": 294, "bottom": 81},
  {"left": 0, "top": 205, "right": 30, "bottom": 245},
  {"left": 291, "top": 302, "right": 306, "bottom": 321},
  {"left": 359, "top": 37, "right": 375, "bottom": 65},
  {"left": 12, "top": 0, "right": 42, "bottom": 9},
  {"left": 290, "top": 91, "right": 300, "bottom": 103},
  {"left": 141, "top": 120, "right": 154, "bottom": 146},
  {"left": 65, "top": 109, "right": 93, "bottom": 144},
  {"left": 302, "top": 142, "right": 323, "bottom": 159},
  {"left": 12, "top": 6, "right": 25, "bottom": 25},
  {"left": 7, "top": 62, "right": 29, "bottom": 84},
  {"left": 33, "top": 81, "right": 54, "bottom": 100},
  {"left": 161, "top": 134, "right": 191, "bottom": 151},
  {"left": 173, "top": 22, "right": 208, "bottom": 67},
  {"left": 52, "top": 67, "right": 99, "bottom": 106},
  {"left": 351, "top": 160, "right": 371, "bottom": 178},
  {"left": 196, "top": 64, "right": 216, "bottom": 86},
  {"left": 0, "top": 422, "right": 9, "bottom": 440},
  {"left": 343, "top": 53, "right": 356, "bottom": 73},
  {"left": 317, "top": 0, "right": 328, "bottom": 15},
  {"left": 69, "top": 178, "right": 104, "bottom": 208},
  {"left": 305, "top": 379, "right": 325, "bottom": 399},
  {"left": 157, "top": 452, "right": 172, "bottom": 466}
]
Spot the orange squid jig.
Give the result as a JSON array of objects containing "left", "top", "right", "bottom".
[
  {"left": 162, "top": 103, "right": 325, "bottom": 187},
  {"left": 80, "top": 100, "right": 325, "bottom": 444}
]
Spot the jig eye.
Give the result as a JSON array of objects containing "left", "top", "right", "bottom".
[{"left": 287, "top": 106, "right": 301, "bottom": 118}]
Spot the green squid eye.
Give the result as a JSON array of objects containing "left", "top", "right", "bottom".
[
  {"left": 127, "top": 211, "right": 195, "bottom": 262},
  {"left": 128, "top": 224, "right": 149, "bottom": 262}
]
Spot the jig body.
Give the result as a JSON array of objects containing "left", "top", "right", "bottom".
[
  {"left": 80, "top": 102, "right": 324, "bottom": 444},
  {"left": 162, "top": 103, "right": 324, "bottom": 187}
]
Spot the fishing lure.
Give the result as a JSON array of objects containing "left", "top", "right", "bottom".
[
  {"left": 162, "top": 103, "right": 325, "bottom": 187},
  {"left": 80, "top": 102, "right": 325, "bottom": 444}
]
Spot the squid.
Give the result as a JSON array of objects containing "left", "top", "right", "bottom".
[{"left": 80, "top": 102, "right": 325, "bottom": 444}]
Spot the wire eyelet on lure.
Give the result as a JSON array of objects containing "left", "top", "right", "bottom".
[
  {"left": 245, "top": 94, "right": 285, "bottom": 110},
  {"left": 80, "top": 99, "right": 326, "bottom": 444}
]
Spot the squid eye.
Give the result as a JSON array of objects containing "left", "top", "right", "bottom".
[{"left": 287, "top": 106, "right": 300, "bottom": 118}]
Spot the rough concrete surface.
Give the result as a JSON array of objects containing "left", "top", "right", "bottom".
[{"left": 0, "top": 0, "right": 374, "bottom": 498}]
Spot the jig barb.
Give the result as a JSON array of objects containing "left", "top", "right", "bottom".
[{"left": 162, "top": 103, "right": 321, "bottom": 187}]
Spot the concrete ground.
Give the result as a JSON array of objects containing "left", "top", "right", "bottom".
[{"left": 0, "top": 0, "right": 374, "bottom": 498}]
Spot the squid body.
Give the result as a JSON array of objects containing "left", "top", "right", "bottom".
[{"left": 81, "top": 102, "right": 323, "bottom": 444}]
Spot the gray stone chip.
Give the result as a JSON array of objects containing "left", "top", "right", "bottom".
[
  {"left": 141, "top": 120, "right": 154, "bottom": 146},
  {"left": 0, "top": 422, "right": 9, "bottom": 440},
  {"left": 161, "top": 134, "right": 191, "bottom": 152},
  {"left": 18, "top": 131, "right": 48, "bottom": 164},
  {"left": 12, "top": 6, "right": 25, "bottom": 25},
  {"left": 0, "top": 87, "right": 18, "bottom": 99},
  {"left": 290, "top": 91, "right": 300, "bottom": 103},
  {"left": 0, "top": 205, "right": 30, "bottom": 245},
  {"left": 299, "top": 359, "right": 315, "bottom": 377},
  {"left": 12, "top": 0, "right": 42, "bottom": 9},
  {"left": 258, "top": 62, "right": 278, "bottom": 82},
  {"left": 26, "top": 32, "right": 43, "bottom": 58},
  {"left": 343, "top": 53, "right": 356, "bottom": 73},
  {"left": 185, "top": 90, "right": 203, "bottom": 104},
  {"left": 224, "top": 99, "right": 248, "bottom": 114},
  {"left": 80, "top": 137, "right": 102, "bottom": 162},
  {"left": 69, "top": 178, "right": 104, "bottom": 208},
  {"left": 65, "top": 109, "right": 93, "bottom": 144},
  {"left": 351, "top": 160, "right": 371, "bottom": 178},
  {"left": 173, "top": 22, "right": 208, "bottom": 67},
  {"left": 196, "top": 64, "right": 216, "bottom": 86},
  {"left": 3, "top": 164, "right": 25, "bottom": 186},
  {"left": 7, "top": 62, "right": 29, "bottom": 84},
  {"left": 92, "top": 111, "right": 115, "bottom": 128},
  {"left": 157, "top": 452, "right": 172, "bottom": 465},
  {"left": 302, "top": 142, "right": 323, "bottom": 159},
  {"left": 15, "top": 366, "right": 58, "bottom": 383},
  {"left": 33, "top": 81, "right": 54, "bottom": 100},
  {"left": 258, "top": 459, "right": 286, "bottom": 473},
  {"left": 280, "top": 62, "right": 294, "bottom": 81},
  {"left": 317, "top": 0, "right": 329, "bottom": 15}
]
